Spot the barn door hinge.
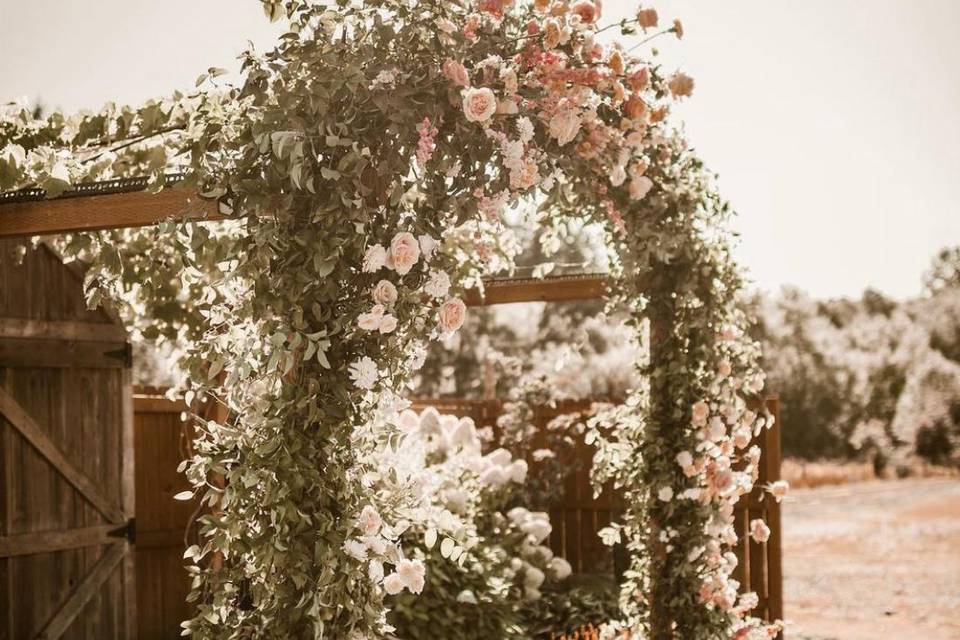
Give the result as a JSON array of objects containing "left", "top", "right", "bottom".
[
  {"left": 108, "top": 518, "right": 136, "bottom": 543},
  {"left": 103, "top": 343, "right": 132, "bottom": 367}
]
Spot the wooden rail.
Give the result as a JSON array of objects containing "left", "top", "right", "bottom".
[{"left": 0, "top": 187, "right": 223, "bottom": 237}]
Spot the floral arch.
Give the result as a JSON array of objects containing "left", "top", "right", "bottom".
[{"left": 0, "top": 1, "right": 783, "bottom": 638}]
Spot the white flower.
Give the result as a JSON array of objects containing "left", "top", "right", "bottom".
[
  {"left": 767, "top": 480, "right": 789, "bottom": 503},
  {"left": 358, "top": 304, "right": 385, "bottom": 331},
  {"left": 389, "top": 232, "right": 421, "bottom": 275},
  {"left": 368, "top": 559, "right": 384, "bottom": 582},
  {"left": 517, "top": 116, "right": 535, "bottom": 143},
  {"left": 363, "top": 244, "right": 388, "bottom": 272},
  {"left": 523, "top": 565, "right": 546, "bottom": 589},
  {"left": 379, "top": 313, "right": 398, "bottom": 334},
  {"left": 479, "top": 465, "right": 508, "bottom": 486},
  {"left": 676, "top": 451, "right": 693, "bottom": 468},
  {"left": 396, "top": 558, "right": 426, "bottom": 593},
  {"left": 610, "top": 165, "right": 627, "bottom": 187},
  {"left": 424, "top": 271, "right": 451, "bottom": 299},
  {"left": 372, "top": 280, "right": 398, "bottom": 305},
  {"left": 548, "top": 107, "right": 581, "bottom": 146},
  {"left": 343, "top": 539, "right": 368, "bottom": 561},
  {"left": 358, "top": 505, "right": 382, "bottom": 536},
  {"left": 749, "top": 518, "right": 771, "bottom": 543},
  {"left": 507, "top": 459, "right": 528, "bottom": 483},
  {"left": 349, "top": 356, "right": 379, "bottom": 390},
  {"left": 520, "top": 515, "right": 552, "bottom": 543},
  {"left": 629, "top": 175, "right": 653, "bottom": 200},
  {"left": 462, "top": 87, "right": 498, "bottom": 123},
  {"left": 658, "top": 486, "right": 674, "bottom": 502},
  {"left": 383, "top": 572, "right": 405, "bottom": 595},
  {"left": 549, "top": 557, "right": 572, "bottom": 580},
  {"left": 418, "top": 234, "right": 438, "bottom": 261}
]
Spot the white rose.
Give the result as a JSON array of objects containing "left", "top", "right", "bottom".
[
  {"left": 372, "top": 279, "right": 398, "bottom": 305},
  {"left": 363, "top": 244, "right": 387, "bottom": 272},
  {"left": 389, "top": 232, "right": 421, "bottom": 275},
  {"left": 462, "top": 87, "right": 498, "bottom": 123}
]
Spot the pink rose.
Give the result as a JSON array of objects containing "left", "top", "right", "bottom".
[
  {"left": 636, "top": 7, "right": 658, "bottom": 29},
  {"left": 443, "top": 59, "right": 470, "bottom": 87},
  {"left": 749, "top": 518, "right": 771, "bottom": 543},
  {"left": 389, "top": 232, "right": 421, "bottom": 275},
  {"left": 372, "top": 279, "right": 398, "bottom": 306},
  {"left": 378, "top": 314, "right": 398, "bottom": 334},
  {"left": 358, "top": 304, "right": 385, "bottom": 331},
  {"left": 691, "top": 400, "right": 710, "bottom": 425},
  {"left": 462, "top": 87, "right": 498, "bottom": 123},
  {"left": 668, "top": 72, "right": 695, "bottom": 99},
  {"left": 438, "top": 298, "right": 467, "bottom": 333}
]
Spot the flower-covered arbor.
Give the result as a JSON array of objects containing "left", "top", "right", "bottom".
[{"left": 0, "top": 1, "right": 784, "bottom": 638}]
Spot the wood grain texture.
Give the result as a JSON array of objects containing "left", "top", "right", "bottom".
[
  {"left": 0, "top": 386, "right": 124, "bottom": 524},
  {"left": 0, "top": 525, "right": 122, "bottom": 558},
  {"left": 0, "top": 319, "right": 125, "bottom": 343},
  {"left": 35, "top": 543, "right": 126, "bottom": 640},
  {"left": 463, "top": 273, "right": 608, "bottom": 307},
  {"left": 0, "top": 189, "right": 222, "bottom": 238}
]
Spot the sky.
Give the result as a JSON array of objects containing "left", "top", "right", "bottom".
[{"left": 2, "top": 0, "right": 958, "bottom": 299}]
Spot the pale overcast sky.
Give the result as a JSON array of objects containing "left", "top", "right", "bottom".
[{"left": 2, "top": 1, "right": 958, "bottom": 299}]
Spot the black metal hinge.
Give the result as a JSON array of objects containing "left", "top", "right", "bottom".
[
  {"left": 104, "top": 343, "right": 133, "bottom": 367},
  {"left": 108, "top": 518, "right": 136, "bottom": 543}
]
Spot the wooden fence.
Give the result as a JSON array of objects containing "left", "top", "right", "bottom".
[{"left": 128, "top": 391, "right": 783, "bottom": 637}]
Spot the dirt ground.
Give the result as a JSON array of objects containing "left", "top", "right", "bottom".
[{"left": 782, "top": 478, "right": 960, "bottom": 639}]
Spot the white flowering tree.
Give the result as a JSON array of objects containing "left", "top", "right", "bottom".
[{"left": 1, "top": 1, "right": 783, "bottom": 638}]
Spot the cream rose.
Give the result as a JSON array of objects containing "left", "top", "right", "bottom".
[
  {"left": 462, "top": 87, "right": 498, "bottom": 123},
  {"left": 389, "top": 232, "right": 421, "bottom": 275},
  {"left": 442, "top": 59, "right": 470, "bottom": 87},
  {"left": 548, "top": 108, "right": 581, "bottom": 146},
  {"left": 438, "top": 298, "right": 467, "bottom": 333},
  {"left": 372, "top": 279, "right": 398, "bottom": 306}
]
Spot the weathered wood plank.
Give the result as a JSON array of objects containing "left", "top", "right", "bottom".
[
  {"left": 0, "top": 525, "right": 122, "bottom": 558},
  {"left": 0, "top": 188, "right": 222, "bottom": 239},
  {"left": 0, "top": 319, "right": 125, "bottom": 342},
  {"left": 463, "top": 273, "right": 608, "bottom": 307},
  {"left": 34, "top": 542, "right": 126, "bottom": 640},
  {"left": 0, "top": 339, "right": 127, "bottom": 369},
  {"left": 0, "top": 386, "right": 124, "bottom": 524}
]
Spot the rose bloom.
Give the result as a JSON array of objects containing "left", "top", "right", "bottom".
[
  {"left": 462, "top": 87, "right": 498, "bottom": 123},
  {"left": 438, "top": 298, "right": 467, "bottom": 333},
  {"left": 378, "top": 313, "right": 398, "bottom": 334},
  {"left": 624, "top": 94, "right": 646, "bottom": 120},
  {"left": 692, "top": 400, "right": 710, "bottom": 425},
  {"left": 358, "top": 505, "right": 382, "bottom": 536},
  {"left": 570, "top": 0, "right": 599, "bottom": 23},
  {"left": 372, "top": 279, "right": 398, "bottom": 305},
  {"left": 668, "top": 72, "right": 695, "bottom": 99},
  {"left": 396, "top": 558, "right": 426, "bottom": 594},
  {"left": 548, "top": 108, "right": 581, "bottom": 146},
  {"left": 750, "top": 518, "right": 771, "bottom": 543},
  {"left": 358, "top": 304, "right": 385, "bottom": 331},
  {"left": 628, "top": 67, "right": 650, "bottom": 91},
  {"left": 673, "top": 18, "right": 684, "bottom": 39},
  {"left": 383, "top": 572, "right": 405, "bottom": 595},
  {"left": 389, "top": 232, "right": 420, "bottom": 275},
  {"left": 768, "top": 480, "right": 790, "bottom": 502},
  {"left": 543, "top": 18, "right": 562, "bottom": 49},
  {"left": 637, "top": 7, "right": 658, "bottom": 29},
  {"left": 607, "top": 49, "right": 624, "bottom": 75},
  {"left": 363, "top": 244, "right": 387, "bottom": 272},
  {"left": 442, "top": 59, "right": 470, "bottom": 87},
  {"left": 629, "top": 175, "right": 653, "bottom": 200}
]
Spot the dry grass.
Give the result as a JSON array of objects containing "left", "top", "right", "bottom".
[{"left": 782, "top": 459, "right": 876, "bottom": 489}]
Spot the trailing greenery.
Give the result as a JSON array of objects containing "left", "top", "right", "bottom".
[{"left": 1, "top": 1, "right": 783, "bottom": 638}]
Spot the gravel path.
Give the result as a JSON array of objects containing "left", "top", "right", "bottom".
[{"left": 782, "top": 478, "right": 960, "bottom": 639}]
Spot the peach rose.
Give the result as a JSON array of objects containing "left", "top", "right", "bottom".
[
  {"left": 443, "top": 59, "right": 470, "bottom": 87},
  {"left": 628, "top": 67, "right": 650, "bottom": 91},
  {"left": 372, "top": 279, "right": 398, "bottom": 306},
  {"left": 749, "top": 519, "right": 771, "bottom": 543},
  {"left": 636, "top": 7, "right": 658, "bottom": 29},
  {"left": 438, "top": 298, "right": 467, "bottom": 333},
  {"left": 668, "top": 72, "right": 695, "bottom": 99},
  {"left": 389, "top": 232, "right": 421, "bottom": 275},
  {"left": 462, "top": 87, "right": 498, "bottom": 123},
  {"left": 624, "top": 94, "right": 647, "bottom": 120},
  {"left": 543, "top": 18, "right": 562, "bottom": 49},
  {"left": 608, "top": 49, "right": 624, "bottom": 75},
  {"left": 570, "top": 0, "right": 598, "bottom": 23},
  {"left": 692, "top": 400, "right": 710, "bottom": 425},
  {"left": 548, "top": 108, "right": 581, "bottom": 146}
]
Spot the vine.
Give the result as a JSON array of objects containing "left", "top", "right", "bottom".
[{"left": 1, "top": 1, "right": 784, "bottom": 638}]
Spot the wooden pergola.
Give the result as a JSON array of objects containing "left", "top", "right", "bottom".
[
  {"left": 0, "top": 180, "right": 609, "bottom": 307},
  {"left": 0, "top": 178, "right": 785, "bottom": 633}
]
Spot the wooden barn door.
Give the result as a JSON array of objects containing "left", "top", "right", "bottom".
[{"left": 0, "top": 243, "right": 136, "bottom": 640}]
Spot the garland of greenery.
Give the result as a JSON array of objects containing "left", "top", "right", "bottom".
[{"left": 1, "top": 1, "right": 784, "bottom": 638}]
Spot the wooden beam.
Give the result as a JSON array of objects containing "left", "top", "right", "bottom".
[
  {"left": 0, "top": 318, "right": 125, "bottom": 342},
  {"left": 0, "top": 386, "right": 125, "bottom": 523},
  {"left": 35, "top": 543, "right": 126, "bottom": 640},
  {"left": 0, "top": 524, "right": 123, "bottom": 558},
  {"left": 0, "top": 187, "right": 222, "bottom": 238},
  {"left": 464, "top": 273, "right": 608, "bottom": 306},
  {"left": 0, "top": 339, "right": 128, "bottom": 369}
]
